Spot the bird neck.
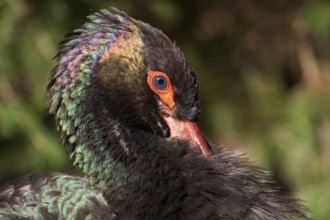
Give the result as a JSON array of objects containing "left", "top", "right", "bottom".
[
  {"left": 48, "top": 63, "right": 191, "bottom": 210},
  {"left": 67, "top": 104, "right": 140, "bottom": 196},
  {"left": 53, "top": 86, "right": 174, "bottom": 199},
  {"left": 69, "top": 109, "right": 190, "bottom": 205}
]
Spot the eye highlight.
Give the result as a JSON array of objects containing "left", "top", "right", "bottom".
[
  {"left": 147, "top": 70, "right": 171, "bottom": 94},
  {"left": 147, "top": 69, "right": 175, "bottom": 109},
  {"left": 152, "top": 75, "right": 167, "bottom": 91}
]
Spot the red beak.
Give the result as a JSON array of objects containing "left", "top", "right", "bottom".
[{"left": 162, "top": 115, "right": 212, "bottom": 156}]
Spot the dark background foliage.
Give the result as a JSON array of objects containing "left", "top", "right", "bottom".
[{"left": 0, "top": 0, "right": 329, "bottom": 218}]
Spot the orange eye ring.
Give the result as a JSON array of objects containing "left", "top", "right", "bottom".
[
  {"left": 147, "top": 69, "right": 175, "bottom": 109},
  {"left": 147, "top": 70, "right": 170, "bottom": 93}
]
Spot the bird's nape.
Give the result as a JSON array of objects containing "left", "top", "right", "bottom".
[{"left": 0, "top": 8, "right": 311, "bottom": 220}]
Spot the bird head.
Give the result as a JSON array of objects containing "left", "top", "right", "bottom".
[{"left": 47, "top": 9, "right": 211, "bottom": 156}]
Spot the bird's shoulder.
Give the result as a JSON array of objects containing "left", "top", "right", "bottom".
[{"left": 0, "top": 172, "right": 115, "bottom": 220}]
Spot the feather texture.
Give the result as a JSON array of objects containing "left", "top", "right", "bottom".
[
  {"left": 0, "top": 8, "right": 311, "bottom": 220},
  {"left": 0, "top": 173, "right": 114, "bottom": 219}
]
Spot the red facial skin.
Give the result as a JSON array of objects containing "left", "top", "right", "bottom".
[{"left": 147, "top": 69, "right": 211, "bottom": 156}]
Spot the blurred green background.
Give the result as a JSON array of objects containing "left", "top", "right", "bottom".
[{"left": 0, "top": 0, "right": 329, "bottom": 218}]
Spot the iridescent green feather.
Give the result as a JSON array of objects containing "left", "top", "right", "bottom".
[{"left": 0, "top": 173, "right": 114, "bottom": 220}]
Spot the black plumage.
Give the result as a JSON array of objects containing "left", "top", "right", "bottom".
[{"left": 0, "top": 8, "right": 311, "bottom": 219}]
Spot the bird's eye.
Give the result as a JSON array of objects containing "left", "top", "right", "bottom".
[
  {"left": 147, "top": 69, "right": 174, "bottom": 108},
  {"left": 152, "top": 76, "right": 168, "bottom": 91}
]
